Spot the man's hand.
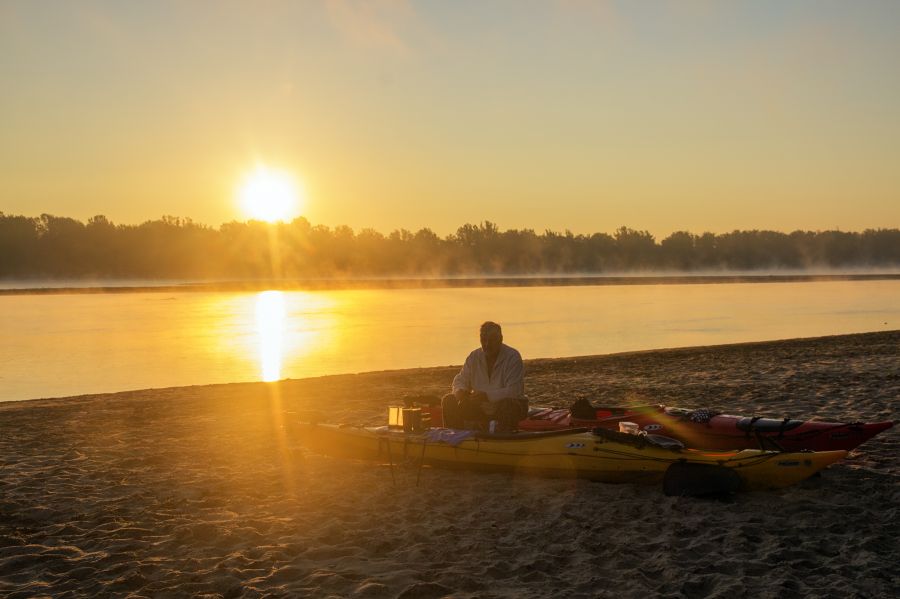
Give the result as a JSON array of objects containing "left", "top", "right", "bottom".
[{"left": 470, "top": 390, "right": 489, "bottom": 403}]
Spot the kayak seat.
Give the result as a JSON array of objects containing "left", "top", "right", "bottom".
[{"left": 735, "top": 417, "right": 804, "bottom": 433}]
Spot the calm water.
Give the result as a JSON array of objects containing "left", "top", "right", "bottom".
[{"left": 1, "top": 280, "right": 897, "bottom": 402}]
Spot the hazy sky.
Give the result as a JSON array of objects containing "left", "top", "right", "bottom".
[{"left": 2, "top": 1, "right": 899, "bottom": 237}]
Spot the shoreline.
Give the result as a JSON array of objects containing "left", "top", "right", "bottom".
[
  {"left": 3, "top": 330, "right": 898, "bottom": 408},
  {"left": 1, "top": 330, "right": 897, "bottom": 597},
  {"left": 1, "top": 272, "right": 899, "bottom": 295}
]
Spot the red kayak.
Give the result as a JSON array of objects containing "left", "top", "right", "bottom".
[{"left": 517, "top": 403, "right": 895, "bottom": 452}]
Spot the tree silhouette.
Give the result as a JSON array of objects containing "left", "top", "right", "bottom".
[{"left": 0, "top": 212, "right": 897, "bottom": 280}]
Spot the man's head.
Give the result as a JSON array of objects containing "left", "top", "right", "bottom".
[{"left": 479, "top": 321, "right": 503, "bottom": 358}]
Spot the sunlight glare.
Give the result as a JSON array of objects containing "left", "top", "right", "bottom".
[
  {"left": 255, "top": 290, "right": 286, "bottom": 382},
  {"left": 237, "top": 166, "right": 302, "bottom": 223}
]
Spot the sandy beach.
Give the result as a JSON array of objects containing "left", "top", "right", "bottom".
[{"left": 1, "top": 331, "right": 897, "bottom": 598}]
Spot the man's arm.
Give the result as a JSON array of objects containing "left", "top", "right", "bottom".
[{"left": 451, "top": 352, "right": 475, "bottom": 395}]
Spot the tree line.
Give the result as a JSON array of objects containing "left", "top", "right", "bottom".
[{"left": 1, "top": 213, "right": 898, "bottom": 279}]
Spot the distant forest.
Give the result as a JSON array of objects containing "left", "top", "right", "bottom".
[{"left": 1, "top": 213, "right": 899, "bottom": 279}]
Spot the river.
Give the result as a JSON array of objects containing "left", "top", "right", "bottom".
[{"left": 1, "top": 279, "right": 897, "bottom": 402}]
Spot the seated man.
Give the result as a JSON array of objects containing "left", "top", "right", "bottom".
[{"left": 442, "top": 321, "right": 527, "bottom": 432}]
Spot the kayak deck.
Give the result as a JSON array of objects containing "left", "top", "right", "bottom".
[{"left": 517, "top": 405, "right": 895, "bottom": 452}]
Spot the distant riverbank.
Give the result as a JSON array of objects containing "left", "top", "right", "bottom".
[{"left": 2, "top": 271, "right": 899, "bottom": 295}]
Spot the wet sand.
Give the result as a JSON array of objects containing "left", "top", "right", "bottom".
[{"left": 1, "top": 331, "right": 897, "bottom": 598}]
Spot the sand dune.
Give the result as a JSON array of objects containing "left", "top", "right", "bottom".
[{"left": 1, "top": 331, "right": 897, "bottom": 597}]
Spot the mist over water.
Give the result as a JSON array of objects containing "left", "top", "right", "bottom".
[
  {"left": 1, "top": 279, "right": 897, "bottom": 402},
  {"left": 1, "top": 268, "right": 898, "bottom": 293}
]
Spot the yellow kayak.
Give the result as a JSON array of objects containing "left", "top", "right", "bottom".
[{"left": 298, "top": 424, "right": 846, "bottom": 492}]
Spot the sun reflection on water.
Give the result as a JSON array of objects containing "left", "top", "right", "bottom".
[{"left": 255, "top": 290, "right": 286, "bottom": 381}]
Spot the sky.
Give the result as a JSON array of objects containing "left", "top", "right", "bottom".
[{"left": 1, "top": 0, "right": 899, "bottom": 238}]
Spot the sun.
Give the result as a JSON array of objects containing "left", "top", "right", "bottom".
[{"left": 237, "top": 165, "right": 302, "bottom": 223}]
